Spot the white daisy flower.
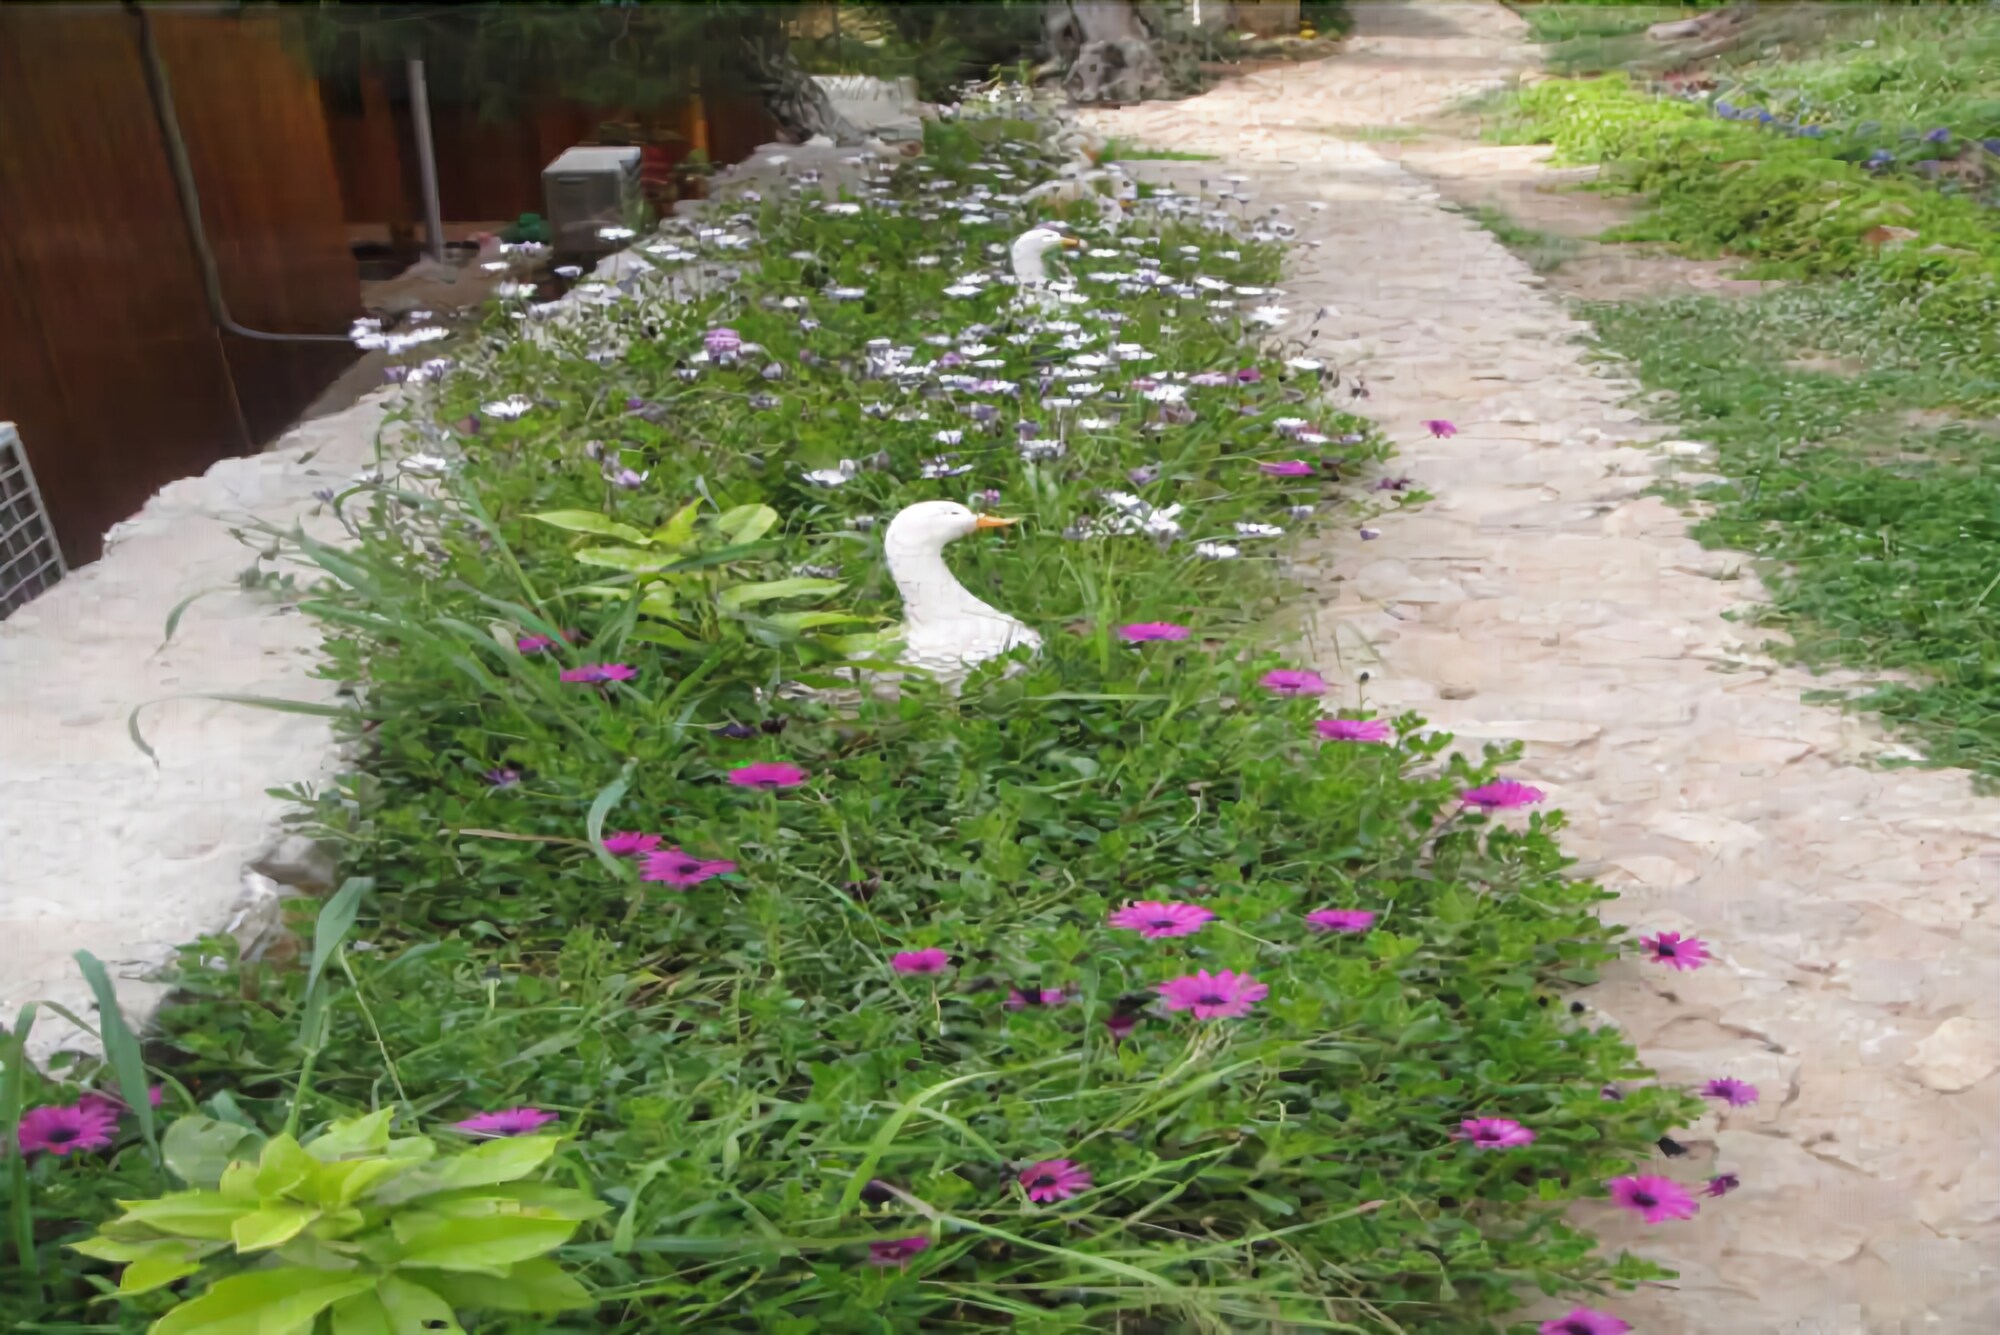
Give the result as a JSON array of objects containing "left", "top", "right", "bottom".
[
  {"left": 1195, "top": 541, "right": 1240, "bottom": 560},
  {"left": 1235, "top": 522, "right": 1285, "bottom": 538},
  {"left": 482, "top": 396, "right": 534, "bottom": 419}
]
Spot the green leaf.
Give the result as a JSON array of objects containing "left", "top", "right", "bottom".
[
  {"left": 415, "top": 1182, "right": 612, "bottom": 1222},
  {"left": 73, "top": 950, "right": 158, "bottom": 1163},
  {"left": 528, "top": 510, "right": 647, "bottom": 544},
  {"left": 149, "top": 1267, "right": 375, "bottom": 1335},
  {"left": 406, "top": 1258, "right": 595, "bottom": 1313},
  {"left": 585, "top": 759, "right": 639, "bottom": 877},
  {"left": 573, "top": 545, "right": 677, "bottom": 573},
  {"left": 755, "top": 611, "right": 873, "bottom": 632},
  {"left": 118, "top": 1252, "right": 207, "bottom": 1296},
  {"left": 313, "top": 1156, "right": 415, "bottom": 1208},
  {"left": 329, "top": 1290, "right": 395, "bottom": 1335},
  {"left": 403, "top": 1135, "right": 561, "bottom": 1197},
  {"left": 636, "top": 588, "right": 678, "bottom": 619},
  {"left": 378, "top": 1274, "right": 466, "bottom": 1334},
  {"left": 715, "top": 577, "right": 845, "bottom": 612},
  {"left": 304, "top": 1111, "right": 396, "bottom": 1163},
  {"left": 255, "top": 1134, "right": 315, "bottom": 1198},
  {"left": 649, "top": 500, "right": 703, "bottom": 551},
  {"left": 391, "top": 1214, "right": 581, "bottom": 1272},
  {"left": 5, "top": 1004, "right": 41, "bottom": 1298},
  {"left": 231, "top": 1202, "right": 321, "bottom": 1252},
  {"left": 115, "top": 1189, "right": 253, "bottom": 1240},
  {"left": 715, "top": 503, "right": 779, "bottom": 545},
  {"left": 163, "top": 1115, "right": 263, "bottom": 1190},
  {"left": 628, "top": 623, "right": 702, "bottom": 649},
  {"left": 306, "top": 878, "right": 374, "bottom": 1008}
]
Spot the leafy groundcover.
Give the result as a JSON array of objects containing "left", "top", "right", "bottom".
[{"left": 5, "top": 102, "right": 1698, "bottom": 1333}]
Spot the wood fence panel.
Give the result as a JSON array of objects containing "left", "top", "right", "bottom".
[
  {"left": 0, "top": 7, "right": 251, "bottom": 566},
  {"left": 152, "top": 11, "right": 361, "bottom": 443}
]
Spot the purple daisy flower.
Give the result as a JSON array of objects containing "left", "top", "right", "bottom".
[
  {"left": 865, "top": 1236, "right": 930, "bottom": 1267},
  {"left": 1118, "top": 622, "right": 1190, "bottom": 642},
  {"left": 1316, "top": 718, "right": 1393, "bottom": 743},
  {"left": 640, "top": 848, "right": 738, "bottom": 888},
  {"left": 1456, "top": 1117, "right": 1535, "bottom": 1149},
  {"left": 1540, "top": 1309, "right": 1631, "bottom": 1335},
  {"left": 1704, "top": 1172, "right": 1740, "bottom": 1198},
  {"left": 1157, "top": 969, "right": 1268, "bottom": 1020},
  {"left": 17, "top": 1104, "right": 119, "bottom": 1157},
  {"left": 892, "top": 948, "right": 951, "bottom": 976},
  {"left": 704, "top": 327, "right": 742, "bottom": 359},
  {"left": 560, "top": 663, "right": 637, "bottom": 684},
  {"left": 1606, "top": 1174, "right": 1699, "bottom": 1224},
  {"left": 1108, "top": 901, "right": 1215, "bottom": 939},
  {"left": 1700, "top": 1077, "right": 1759, "bottom": 1107},
  {"left": 1638, "top": 931, "right": 1711, "bottom": 972},
  {"left": 727, "top": 762, "right": 809, "bottom": 789},
  {"left": 1018, "top": 1159, "right": 1091, "bottom": 1202},
  {"left": 1259, "top": 668, "right": 1328, "bottom": 697},
  {"left": 1005, "top": 988, "right": 1068, "bottom": 1011},
  {"left": 483, "top": 767, "right": 521, "bottom": 789},
  {"left": 602, "top": 832, "right": 663, "bottom": 858},
  {"left": 1461, "top": 780, "right": 1545, "bottom": 809},
  {"left": 1259, "top": 460, "right": 1315, "bottom": 477},
  {"left": 452, "top": 1107, "right": 558, "bottom": 1138},
  {"left": 1422, "top": 419, "right": 1457, "bottom": 438},
  {"left": 516, "top": 634, "right": 556, "bottom": 653},
  {"left": 1305, "top": 908, "right": 1377, "bottom": 933}
]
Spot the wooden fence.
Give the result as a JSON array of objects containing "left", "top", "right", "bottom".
[{"left": 0, "top": 7, "right": 359, "bottom": 565}]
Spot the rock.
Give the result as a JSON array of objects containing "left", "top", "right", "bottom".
[
  {"left": 1864, "top": 225, "right": 1920, "bottom": 249},
  {"left": 811, "top": 75, "right": 926, "bottom": 143},
  {"left": 1907, "top": 1018, "right": 2000, "bottom": 1092}
]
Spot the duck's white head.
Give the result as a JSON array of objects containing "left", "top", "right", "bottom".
[
  {"left": 884, "top": 500, "right": 1016, "bottom": 558},
  {"left": 1010, "top": 226, "right": 1079, "bottom": 281}
]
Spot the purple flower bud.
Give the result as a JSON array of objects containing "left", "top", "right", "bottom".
[
  {"left": 705, "top": 327, "right": 742, "bottom": 359},
  {"left": 382, "top": 366, "right": 409, "bottom": 384},
  {"left": 625, "top": 396, "right": 647, "bottom": 412},
  {"left": 1236, "top": 368, "right": 1263, "bottom": 384},
  {"left": 1016, "top": 420, "right": 1040, "bottom": 441}
]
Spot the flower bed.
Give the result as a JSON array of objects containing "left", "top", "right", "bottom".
[{"left": 5, "top": 102, "right": 1715, "bottom": 1333}]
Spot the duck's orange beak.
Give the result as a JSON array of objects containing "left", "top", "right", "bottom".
[
  {"left": 1060, "top": 237, "right": 1082, "bottom": 249},
  {"left": 974, "top": 515, "right": 1019, "bottom": 530}
]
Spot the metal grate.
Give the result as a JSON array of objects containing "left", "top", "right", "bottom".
[{"left": 0, "top": 422, "right": 65, "bottom": 620}]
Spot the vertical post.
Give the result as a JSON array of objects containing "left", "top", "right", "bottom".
[{"left": 406, "top": 57, "right": 444, "bottom": 263}]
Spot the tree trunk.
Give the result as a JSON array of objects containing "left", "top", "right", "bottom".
[
  {"left": 1045, "top": 0, "right": 1169, "bottom": 105},
  {"left": 743, "top": 34, "right": 867, "bottom": 145}
]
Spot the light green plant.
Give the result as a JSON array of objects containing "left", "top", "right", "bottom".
[
  {"left": 534, "top": 500, "right": 880, "bottom": 651},
  {"left": 72, "top": 1110, "right": 603, "bottom": 1333}
]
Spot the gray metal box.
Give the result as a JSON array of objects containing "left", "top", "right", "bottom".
[{"left": 542, "top": 146, "right": 643, "bottom": 258}]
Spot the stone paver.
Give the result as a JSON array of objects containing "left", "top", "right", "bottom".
[
  {"left": 0, "top": 399, "right": 387, "bottom": 1065},
  {"left": 1092, "top": 4, "right": 2000, "bottom": 1330}
]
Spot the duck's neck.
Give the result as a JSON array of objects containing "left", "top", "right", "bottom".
[
  {"left": 888, "top": 543, "right": 996, "bottom": 625},
  {"left": 1013, "top": 246, "right": 1051, "bottom": 286}
]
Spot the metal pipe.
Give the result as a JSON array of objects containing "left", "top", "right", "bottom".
[
  {"left": 406, "top": 58, "right": 445, "bottom": 264},
  {"left": 129, "top": 2, "right": 351, "bottom": 344}
]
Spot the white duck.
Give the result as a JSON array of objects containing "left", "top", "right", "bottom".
[
  {"left": 883, "top": 501, "right": 1042, "bottom": 685},
  {"left": 1009, "top": 224, "right": 1082, "bottom": 287}
]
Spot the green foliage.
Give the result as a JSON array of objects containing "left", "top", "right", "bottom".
[
  {"left": 9, "top": 109, "right": 1692, "bottom": 1332},
  {"left": 1493, "top": 75, "right": 2000, "bottom": 282},
  {"left": 75, "top": 1110, "right": 602, "bottom": 1330}
]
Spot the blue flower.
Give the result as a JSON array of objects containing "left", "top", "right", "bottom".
[
  {"left": 1923, "top": 127, "right": 1952, "bottom": 144},
  {"left": 1714, "top": 100, "right": 1737, "bottom": 119},
  {"left": 1984, "top": 138, "right": 2000, "bottom": 158}
]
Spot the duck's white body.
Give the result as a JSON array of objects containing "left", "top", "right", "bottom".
[{"left": 884, "top": 502, "right": 1042, "bottom": 687}]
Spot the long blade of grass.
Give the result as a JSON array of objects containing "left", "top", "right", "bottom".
[
  {"left": 128, "top": 693, "right": 357, "bottom": 766},
  {"left": 71, "top": 953, "right": 159, "bottom": 1169},
  {"left": 307, "top": 877, "right": 373, "bottom": 1004},
  {"left": 4, "top": 1004, "right": 42, "bottom": 1302},
  {"left": 586, "top": 758, "right": 640, "bottom": 875}
]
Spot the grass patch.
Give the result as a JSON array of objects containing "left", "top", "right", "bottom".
[
  {"left": 1324, "top": 123, "right": 1426, "bottom": 142},
  {"left": 1097, "top": 136, "right": 1217, "bottom": 161},
  {"left": 1455, "top": 203, "right": 1586, "bottom": 272},
  {"left": 1587, "top": 275, "right": 2000, "bottom": 776}
]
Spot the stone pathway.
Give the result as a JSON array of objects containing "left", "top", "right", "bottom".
[
  {"left": 1091, "top": 4, "right": 2000, "bottom": 1330},
  {"left": 0, "top": 400, "right": 385, "bottom": 1065}
]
